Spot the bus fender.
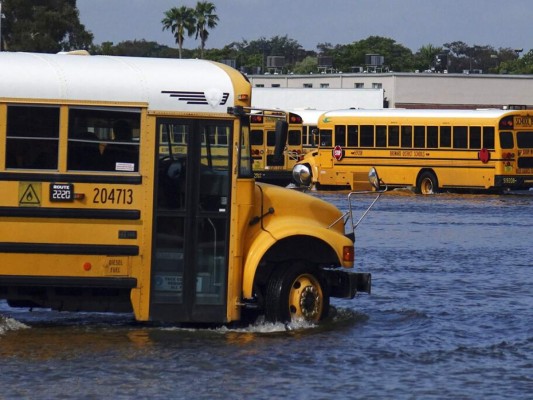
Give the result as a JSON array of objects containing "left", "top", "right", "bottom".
[{"left": 241, "top": 217, "right": 353, "bottom": 299}]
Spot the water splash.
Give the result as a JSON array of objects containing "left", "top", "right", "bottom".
[{"left": 0, "top": 315, "right": 29, "bottom": 336}]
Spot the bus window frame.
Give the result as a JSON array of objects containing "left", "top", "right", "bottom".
[{"left": 5, "top": 103, "right": 61, "bottom": 170}]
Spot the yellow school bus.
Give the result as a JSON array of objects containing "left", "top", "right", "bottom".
[
  {"left": 293, "top": 108, "right": 533, "bottom": 193},
  {"left": 250, "top": 110, "right": 303, "bottom": 185},
  {"left": 291, "top": 109, "right": 325, "bottom": 154},
  {"left": 0, "top": 52, "right": 373, "bottom": 324}
]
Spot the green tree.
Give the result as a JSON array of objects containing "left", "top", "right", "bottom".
[
  {"left": 223, "top": 36, "right": 305, "bottom": 73},
  {"left": 499, "top": 49, "right": 533, "bottom": 74},
  {"left": 194, "top": 1, "right": 218, "bottom": 59},
  {"left": 91, "top": 40, "right": 182, "bottom": 58},
  {"left": 328, "top": 36, "right": 415, "bottom": 72},
  {"left": 1, "top": 0, "right": 93, "bottom": 52},
  {"left": 162, "top": 6, "right": 196, "bottom": 59},
  {"left": 415, "top": 44, "right": 443, "bottom": 71},
  {"left": 293, "top": 56, "right": 318, "bottom": 74}
]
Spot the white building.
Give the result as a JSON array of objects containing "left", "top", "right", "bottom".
[
  {"left": 251, "top": 87, "right": 384, "bottom": 110},
  {"left": 248, "top": 72, "right": 533, "bottom": 109}
]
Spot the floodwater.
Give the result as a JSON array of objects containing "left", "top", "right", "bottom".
[{"left": 1, "top": 189, "right": 532, "bottom": 399}]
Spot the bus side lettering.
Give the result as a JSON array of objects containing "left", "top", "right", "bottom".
[{"left": 93, "top": 188, "right": 133, "bottom": 205}]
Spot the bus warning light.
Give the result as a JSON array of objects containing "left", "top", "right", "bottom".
[{"left": 83, "top": 262, "right": 92, "bottom": 271}]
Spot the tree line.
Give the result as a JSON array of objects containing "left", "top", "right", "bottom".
[{"left": 1, "top": 0, "right": 531, "bottom": 74}]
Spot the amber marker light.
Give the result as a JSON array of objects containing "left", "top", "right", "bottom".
[
  {"left": 238, "top": 94, "right": 249, "bottom": 101},
  {"left": 343, "top": 246, "right": 354, "bottom": 263}
]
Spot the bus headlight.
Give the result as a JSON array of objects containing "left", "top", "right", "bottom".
[{"left": 293, "top": 164, "right": 312, "bottom": 186}]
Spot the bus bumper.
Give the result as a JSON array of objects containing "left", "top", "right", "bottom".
[
  {"left": 495, "top": 175, "right": 533, "bottom": 189},
  {"left": 324, "top": 270, "right": 371, "bottom": 298}
]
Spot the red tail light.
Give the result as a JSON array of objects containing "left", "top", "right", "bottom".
[{"left": 343, "top": 246, "right": 354, "bottom": 262}]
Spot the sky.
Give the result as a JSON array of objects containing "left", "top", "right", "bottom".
[{"left": 77, "top": 0, "right": 531, "bottom": 54}]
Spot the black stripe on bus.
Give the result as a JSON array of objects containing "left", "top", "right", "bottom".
[
  {"left": 0, "top": 172, "right": 142, "bottom": 184},
  {"left": 0, "top": 276, "right": 137, "bottom": 289},
  {"left": 0, "top": 207, "right": 141, "bottom": 220},
  {"left": 0, "top": 243, "right": 139, "bottom": 256},
  {"left": 337, "top": 159, "right": 496, "bottom": 169}
]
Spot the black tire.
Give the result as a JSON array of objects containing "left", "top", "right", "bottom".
[
  {"left": 417, "top": 171, "right": 438, "bottom": 195},
  {"left": 264, "top": 262, "right": 330, "bottom": 323}
]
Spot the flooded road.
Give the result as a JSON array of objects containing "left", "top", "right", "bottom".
[{"left": 1, "top": 190, "right": 532, "bottom": 399}]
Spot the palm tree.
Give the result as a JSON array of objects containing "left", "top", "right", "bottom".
[
  {"left": 162, "top": 6, "right": 196, "bottom": 59},
  {"left": 194, "top": 1, "right": 218, "bottom": 59}
]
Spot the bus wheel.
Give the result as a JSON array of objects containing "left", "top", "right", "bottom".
[
  {"left": 417, "top": 171, "right": 438, "bottom": 195},
  {"left": 265, "top": 262, "right": 329, "bottom": 323}
]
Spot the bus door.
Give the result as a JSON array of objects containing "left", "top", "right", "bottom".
[{"left": 151, "top": 118, "right": 231, "bottom": 323}]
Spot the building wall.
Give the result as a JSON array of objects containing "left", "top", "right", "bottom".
[
  {"left": 248, "top": 73, "right": 533, "bottom": 109},
  {"left": 251, "top": 87, "right": 384, "bottom": 110}
]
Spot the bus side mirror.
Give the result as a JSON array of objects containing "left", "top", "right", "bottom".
[
  {"left": 368, "top": 167, "right": 381, "bottom": 191},
  {"left": 272, "top": 120, "right": 288, "bottom": 166}
]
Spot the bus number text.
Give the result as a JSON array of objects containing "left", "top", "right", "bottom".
[{"left": 93, "top": 188, "right": 133, "bottom": 205}]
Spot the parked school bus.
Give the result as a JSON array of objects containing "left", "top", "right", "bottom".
[
  {"left": 250, "top": 110, "right": 303, "bottom": 185},
  {"left": 293, "top": 108, "right": 533, "bottom": 193},
  {"left": 292, "top": 109, "right": 325, "bottom": 154},
  {"left": 0, "top": 52, "right": 374, "bottom": 324}
]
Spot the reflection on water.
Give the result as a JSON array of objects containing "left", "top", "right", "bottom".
[{"left": 1, "top": 191, "right": 532, "bottom": 399}]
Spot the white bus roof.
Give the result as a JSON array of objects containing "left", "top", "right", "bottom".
[
  {"left": 320, "top": 108, "right": 517, "bottom": 121},
  {"left": 0, "top": 52, "right": 243, "bottom": 113}
]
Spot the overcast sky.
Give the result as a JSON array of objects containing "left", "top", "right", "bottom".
[{"left": 77, "top": 0, "right": 531, "bottom": 53}]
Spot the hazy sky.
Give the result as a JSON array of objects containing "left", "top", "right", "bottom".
[{"left": 77, "top": 0, "right": 531, "bottom": 53}]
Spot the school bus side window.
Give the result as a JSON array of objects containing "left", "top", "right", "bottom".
[
  {"left": 483, "top": 127, "right": 495, "bottom": 149},
  {"left": 388, "top": 125, "right": 400, "bottom": 147},
  {"left": 288, "top": 129, "right": 301, "bottom": 145},
  {"left": 250, "top": 129, "right": 263, "bottom": 145},
  {"left": 347, "top": 125, "right": 358, "bottom": 146},
  {"left": 453, "top": 126, "right": 468, "bottom": 149},
  {"left": 320, "top": 129, "right": 332, "bottom": 146},
  {"left": 360, "top": 125, "right": 374, "bottom": 147},
  {"left": 469, "top": 126, "right": 481, "bottom": 149},
  {"left": 335, "top": 125, "right": 346, "bottom": 146},
  {"left": 440, "top": 126, "right": 452, "bottom": 148},
  {"left": 376, "top": 125, "right": 387, "bottom": 147},
  {"left": 5, "top": 105, "right": 60, "bottom": 169},
  {"left": 67, "top": 107, "right": 141, "bottom": 172},
  {"left": 427, "top": 126, "right": 438, "bottom": 148}
]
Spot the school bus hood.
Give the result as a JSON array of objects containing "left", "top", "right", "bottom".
[{"left": 252, "top": 182, "right": 346, "bottom": 235}]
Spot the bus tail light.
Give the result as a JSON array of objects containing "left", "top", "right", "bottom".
[
  {"left": 83, "top": 262, "right": 92, "bottom": 271},
  {"left": 343, "top": 246, "right": 354, "bottom": 263},
  {"left": 250, "top": 115, "right": 263, "bottom": 123}
]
